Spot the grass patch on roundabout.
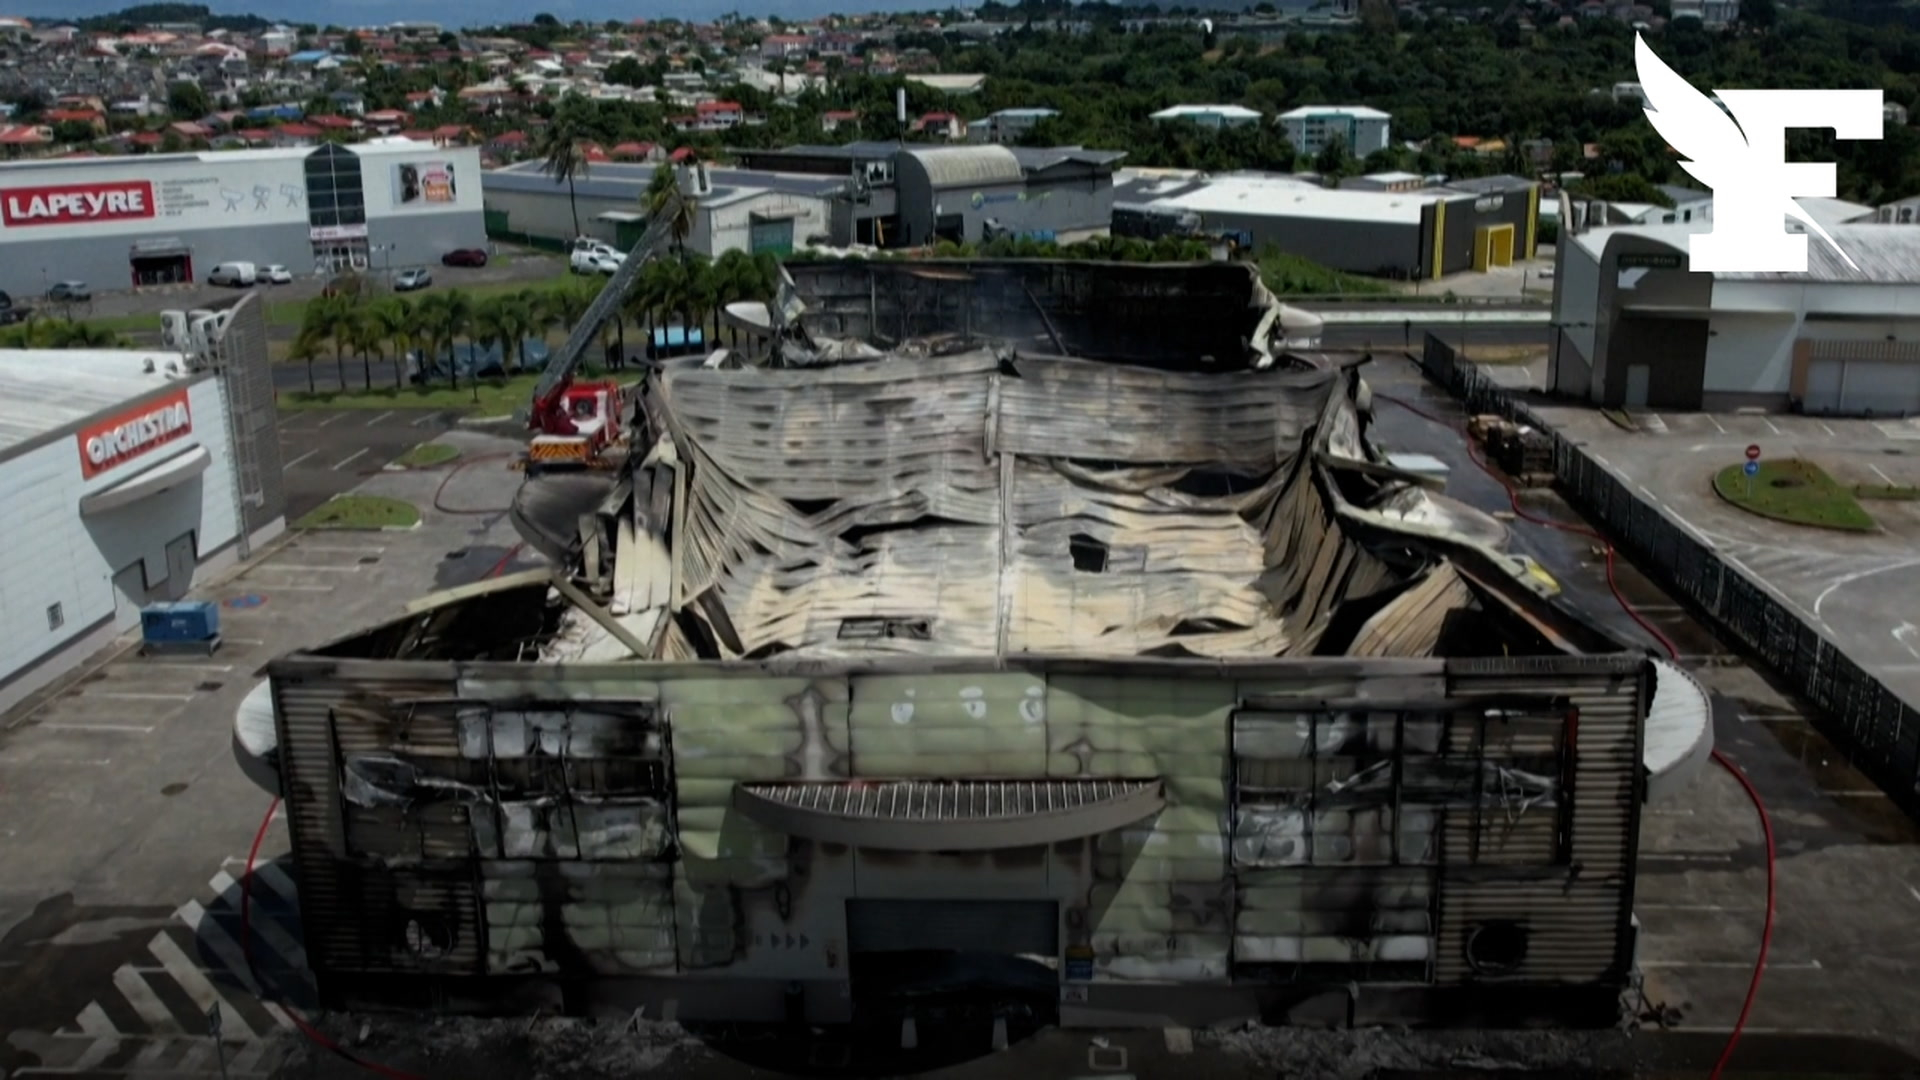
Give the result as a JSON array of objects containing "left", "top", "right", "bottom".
[{"left": 1712, "top": 459, "right": 1876, "bottom": 532}]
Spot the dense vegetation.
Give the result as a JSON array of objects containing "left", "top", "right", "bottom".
[{"left": 509, "top": 4, "right": 1920, "bottom": 204}]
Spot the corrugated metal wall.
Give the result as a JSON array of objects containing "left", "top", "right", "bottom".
[{"left": 272, "top": 655, "right": 1644, "bottom": 1004}]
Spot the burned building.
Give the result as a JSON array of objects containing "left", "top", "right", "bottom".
[{"left": 257, "top": 260, "right": 1711, "bottom": 1034}]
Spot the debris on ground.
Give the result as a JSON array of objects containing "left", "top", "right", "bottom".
[
  {"left": 277, "top": 1013, "right": 702, "bottom": 1080},
  {"left": 1203, "top": 1026, "right": 1637, "bottom": 1080}
]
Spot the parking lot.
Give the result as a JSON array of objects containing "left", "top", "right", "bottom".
[
  {"left": 1537, "top": 403, "right": 1920, "bottom": 728},
  {"left": 0, "top": 429, "right": 537, "bottom": 1079},
  {"left": 276, "top": 407, "right": 475, "bottom": 521}
]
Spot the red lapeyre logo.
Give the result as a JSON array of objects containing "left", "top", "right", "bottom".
[{"left": 1, "top": 180, "right": 156, "bottom": 227}]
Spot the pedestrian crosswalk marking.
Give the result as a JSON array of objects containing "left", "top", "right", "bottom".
[{"left": 11, "top": 847, "right": 310, "bottom": 1075}]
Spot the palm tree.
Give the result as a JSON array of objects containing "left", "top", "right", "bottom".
[
  {"left": 644, "top": 163, "right": 697, "bottom": 253},
  {"left": 537, "top": 107, "right": 593, "bottom": 239},
  {"left": 412, "top": 294, "right": 453, "bottom": 390},
  {"left": 495, "top": 295, "right": 537, "bottom": 373},
  {"left": 346, "top": 308, "right": 386, "bottom": 389},
  {"left": 471, "top": 296, "right": 514, "bottom": 376},
  {"left": 287, "top": 329, "right": 324, "bottom": 393},
  {"left": 367, "top": 296, "right": 413, "bottom": 388},
  {"left": 305, "top": 294, "right": 359, "bottom": 390},
  {"left": 440, "top": 291, "right": 475, "bottom": 389}
]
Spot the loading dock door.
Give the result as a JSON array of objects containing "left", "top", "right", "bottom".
[
  {"left": 847, "top": 900, "right": 1058, "bottom": 956},
  {"left": 1473, "top": 224, "right": 1514, "bottom": 271},
  {"left": 1802, "top": 353, "right": 1920, "bottom": 417}
]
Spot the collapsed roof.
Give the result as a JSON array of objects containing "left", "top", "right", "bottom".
[{"left": 396, "top": 259, "right": 1613, "bottom": 671}]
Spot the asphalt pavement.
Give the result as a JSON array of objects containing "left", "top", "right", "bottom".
[
  {"left": 276, "top": 407, "right": 466, "bottom": 520},
  {"left": 1321, "top": 324, "right": 1549, "bottom": 350}
]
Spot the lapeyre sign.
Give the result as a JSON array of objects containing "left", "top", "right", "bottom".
[
  {"left": 77, "top": 388, "right": 192, "bottom": 480},
  {"left": 1, "top": 180, "right": 157, "bottom": 228}
]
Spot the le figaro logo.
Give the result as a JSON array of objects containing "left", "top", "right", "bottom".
[{"left": 1634, "top": 34, "right": 1881, "bottom": 274}]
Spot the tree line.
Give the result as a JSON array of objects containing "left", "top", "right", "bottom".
[{"left": 287, "top": 248, "right": 782, "bottom": 394}]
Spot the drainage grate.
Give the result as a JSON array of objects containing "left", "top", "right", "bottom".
[
  {"left": 444, "top": 549, "right": 469, "bottom": 560},
  {"left": 359, "top": 556, "right": 380, "bottom": 565},
  {"left": 196, "top": 681, "right": 224, "bottom": 692}
]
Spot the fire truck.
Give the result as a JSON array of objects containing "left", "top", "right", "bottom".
[{"left": 523, "top": 194, "right": 682, "bottom": 474}]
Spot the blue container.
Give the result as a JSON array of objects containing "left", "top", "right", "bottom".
[{"left": 141, "top": 601, "right": 220, "bottom": 644}]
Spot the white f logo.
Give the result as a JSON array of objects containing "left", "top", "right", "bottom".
[{"left": 1634, "top": 34, "right": 1882, "bottom": 273}]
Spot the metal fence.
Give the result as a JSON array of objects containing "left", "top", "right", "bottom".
[{"left": 1418, "top": 334, "right": 1920, "bottom": 819}]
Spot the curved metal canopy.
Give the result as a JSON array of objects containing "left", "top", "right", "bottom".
[{"left": 732, "top": 777, "right": 1165, "bottom": 852}]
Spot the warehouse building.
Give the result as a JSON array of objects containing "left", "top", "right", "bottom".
[
  {"left": 489, "top": 142, "right": 1123, "bottom": 254},
  {"left": 1114, "top": 169, "right": 1539, "bottom": 280},
  {"left": 0, "top": 293, "right": 284, "bottom": 713},
  {"left": 0, "top": 138, "right": 485, "bottom": 295},
  {"left": 482, "top": 159, "right": 841, "bottom": 257},
  {"left": 1550, "top": 217, "right": 1920, "bottom": 413}
]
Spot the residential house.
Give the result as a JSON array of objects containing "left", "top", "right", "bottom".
[
  {"left": 45, "top": 107, "right": 107, "bottom": 133},
  {"left": 487, "top": 130, "right": 530, "bottom": 158},
  {"left": 364, "top": 109, "right": 409, "bottom": 133},
  {"left": 328, "top": 90, "right": 366, "bottom": 116},
  {"left": 405, "top": 89, "right": 444, "bottom": 111},
  {"left": 612, "top": 141, "right": 663, "bottom": 162},
  {"left": 1278, "top": 105, "right": 1391, "bottom": 156},
  {"left": 694, "top": 100, "right": 744, "bottom": 131},
  {"left": 269, "top": 123, "right": 321, "bottom": 146},
  {"left": 1152, "top": 104, "right": 1263, "bottom": 130},
  {"left": 821, "top": 109, "right": 860, "bottom": 133},
  {"left": 1889, "top": 103, "right": 1911, "bottom": 128},
  {"left": 913, "top": 111, "right": 965, "bottom": 140},
  {"left": 0, "top": 124, "right": 52, "bottom": 157},
  {"left": 310, "top": 114, "right": 359, "bottom": 136},
  {"left": 967, "top": 107, "right": 1057, "bottom": 145},
  {"left": 760, "top": 33, "right": 811, "bottom": 60}
]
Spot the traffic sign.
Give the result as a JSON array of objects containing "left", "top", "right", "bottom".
[
  {"left": 1744, "top": 460, "right": 1760, "bottom": 477},
  {"left": 1745, "top": 444, "right": 1761, "bottom": 461}
]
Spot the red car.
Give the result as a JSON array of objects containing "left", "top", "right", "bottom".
[{"left": 441, "top": 248, "right": 488, "bottom": 268}]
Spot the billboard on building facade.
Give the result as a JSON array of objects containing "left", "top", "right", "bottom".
[
  {"left": 393, "top": 161, "right": 457, "bottom": 208},
  {"left": 77, "top": 388, "right": 192, "bottom": 480},
  {"left": 0, "top": 160, "right": 308, "bottom": 236}
]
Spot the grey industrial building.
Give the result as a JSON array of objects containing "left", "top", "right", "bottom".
[
  {"left": 487, "top": 141, "right": 1124, "bottom": 255},
  {"left": 0, "top": 140, "right": 486, "bottom": 295},
  {"left": 1113, "top": 170, "right": 1541, "bottom": 281}
]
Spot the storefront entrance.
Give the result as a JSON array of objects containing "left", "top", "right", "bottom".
[
  {"left": 312, "top": 240, "right": 369, "bottom": 275},
  {"left": 130, "top": 239, "right": 192, "bottom": 287}
]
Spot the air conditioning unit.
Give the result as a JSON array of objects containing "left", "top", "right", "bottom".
[
  {"left": 189, "top": 311, "right": 229, "bottom": 356},
  {"left": 159, "top": 310, "right": 190, "bottom": 352}
]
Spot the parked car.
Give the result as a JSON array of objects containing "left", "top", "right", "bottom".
[
  {"left": 262, "top": 265, "right": 293, "bottom": 285},
  {"left": 46, "top": 280, "right": 90, "bottom": 303},
  {"left": 570, "top": 249, "right": 622, "bottom": 275},
  {"left": 393, "top": 268, "right": 433, "bottom": 292},
  {"left": 441, "top": 248, "right": 488, "bottom": 268},
  {"left": 0, "top": 290, "right": 24, "bottom": 325},
  {"left": 208, "top": 262, "right": 258, "bottom": 287}
]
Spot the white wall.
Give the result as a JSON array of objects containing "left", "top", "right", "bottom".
[
  {"left": 1706, "top": 282, "right": 1920, "bottom": 394},
  {"left": 702, "top": 192, "right": 831, "bottom": 258},
  {"left": 0, "top": 153, "right": 308, "bottom": 241},
  {"left": 0, "top": 375, "right": 237, "bottom": 689},
  {"left": 1703, "top": 313, "right": 1796, "bottom": 394},
  {"left": 1554, "top": 237, "right": 1600, "bottom": 361},
  {"left": 358, "top": 145, "right": 485, "bottom": 219}
]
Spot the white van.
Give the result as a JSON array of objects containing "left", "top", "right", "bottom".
[{"left": 208, "top": 262, "right": 258, "bottom": 287}]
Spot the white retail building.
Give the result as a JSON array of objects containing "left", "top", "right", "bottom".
[{"left": 0, "top": 295, "right": 285, "bottom": 713}]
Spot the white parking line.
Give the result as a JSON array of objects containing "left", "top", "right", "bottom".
[
  {"left": 332, "top": 447, "right": 370, "bottom": 471},
  {"left": 411, "top": 412, "right": 444, "bottom": 426},
  {"left": 316, "top": 414, "right": 348, "bottom": 428},
  {"left": 282, "top": 449, "right": 317, "bottom": 469},
  {"left": 1821, "top": 422, "right": 1837, "bottom": 437},
  {"left": 1763, "top": 417, "right": 1782, "bottom": 435},
  {"left": 1706, "top": 415, "right": 1726, "bottom": 434},
  {"left": 364, "top": 411, "right": 395, "bottom": 427},
  {"left": 1871, "top": 463, "right": 1896, "bottom": 485},
  {"left": 41, "top": 722, "right": 159, "bottom": 733}
]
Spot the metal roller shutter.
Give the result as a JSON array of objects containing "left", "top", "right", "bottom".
[
  {"left": 1802, "top": 340, "right": 1920, "bottom": 417},
  {"left": 846, "top": 899, "right": 1059, "bottom": 955}
]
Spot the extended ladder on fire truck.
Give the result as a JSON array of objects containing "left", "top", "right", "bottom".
[{"left": 524, "top": 193, "right": 683, "bottom": 472}]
